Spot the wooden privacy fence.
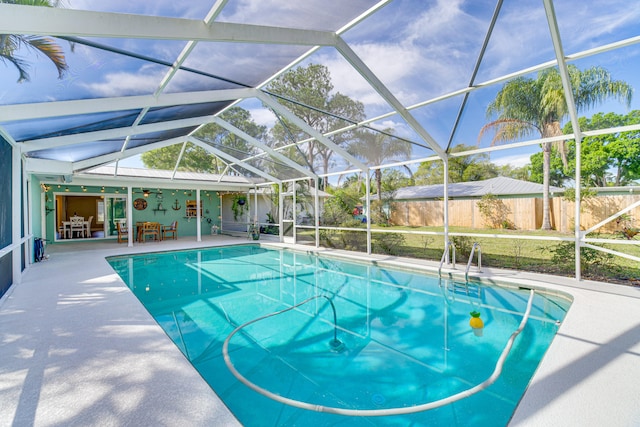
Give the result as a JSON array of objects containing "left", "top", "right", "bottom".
[{"left": 390, "top": 194, "right": 640, "bottom": 232}]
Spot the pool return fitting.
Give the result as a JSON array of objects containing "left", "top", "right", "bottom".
[{"left": 223, "top": 289, "right": 536, "bottom": 417}]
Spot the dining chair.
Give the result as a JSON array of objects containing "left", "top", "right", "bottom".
[
  {"left": 86, "top": 216, "right": 94, "bottom": 238},
  {"left": 117, "top": 221, "right": 128, "bottom": 243},
  {"left": 161, "top": 221, "right": 178, "bottom": 240},
  {"left": 70, "top": 216, "right": 85, "bottom": 238},
  {"left": 59, "top": 223, "right": 68, "bottom": 239}
]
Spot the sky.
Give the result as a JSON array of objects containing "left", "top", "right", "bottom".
[
  {"left": 2, "top": 0, "right": 640, "bottom": 175},
  {"left": 243, "top": 0, "right": 640, "bottom": 172}
]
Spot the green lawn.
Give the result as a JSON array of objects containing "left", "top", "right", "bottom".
[{"left": 305, "top": 225, "right": 640, "bottom": 285}]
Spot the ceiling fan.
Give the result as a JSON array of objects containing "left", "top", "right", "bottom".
[{"left": 134, "top": 188, "right": 163, "bottom": 198}]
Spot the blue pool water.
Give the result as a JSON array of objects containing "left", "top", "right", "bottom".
[{"left": 107, "top": 245, "right": 571, "bottom": 426}]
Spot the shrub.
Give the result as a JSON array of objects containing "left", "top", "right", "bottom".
[
  {"left": 421, "top": 236, "right": 435, "bottom": 257},
  {"left": 562, "top": 187, "right": 597, "bottom": 202},
  {"left": 451, "top": 235, "right": 473, "bottom": 259},
  {"left": 321, "top": 198, "right": 352, "bottom": 226},
  {"left": 547, "top": 242, "right": 614, "bottom": 275},
  {"left": 477, "top": 194, "right": 514, "bottom": 229},
  {"left": 373, "top": 233, "right": 406, "bottom": 255},
  {"left": 511, "top": 239, "right": 526, "bottom": 269}
]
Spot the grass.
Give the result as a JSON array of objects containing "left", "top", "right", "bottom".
[{"left": 302, "top": 225, "right": 640, "bottom": 285}]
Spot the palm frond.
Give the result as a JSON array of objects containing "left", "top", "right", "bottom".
[
  {"left": 23, "top": 35, "right": 68, "bottom": 78},
  {"left": 478, "top": 118, "right": 539, "bottom": 146},
  {"left": 572, "top": 66, "right": 633, "bottom": 110},
  {"left": 0, "top": 51, "right": 30, "bottom": 82}
]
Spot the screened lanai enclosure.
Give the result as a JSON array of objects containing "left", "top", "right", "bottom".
[{"left": 2, "top": 0, "right": 640, "bottom": 296}]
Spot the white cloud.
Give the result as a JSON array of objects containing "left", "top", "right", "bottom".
[
  {"left": 317, "top": 0, "right": 487, "bottom": 108},
  {"left": 554, "top": 1, "right": 640, "bottom": 50},
  {"left": 79, "top": 68, "right": 163, "bottom": 97},
  {"left": 67, "top": 0, "right": 208, "bottom": 19},
  {"left": 479, "top": 5, "right": 551, "bottom": 78},
  {"left": 491, "top": 152, "right": 532, "bottom": 168},
  {"left": 248, "top": 108, "right": 277, "bottom": 128},
  {"left": 314, "top": 45, "right": 418, "bottom": 108}
]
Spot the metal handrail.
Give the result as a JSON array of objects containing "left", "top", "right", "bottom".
[
  {"left": 438, "top": 240, "right": 456, "bottom": 276},
  {"left": 465, "top": 242, "right": 482, "bottom": 281}
]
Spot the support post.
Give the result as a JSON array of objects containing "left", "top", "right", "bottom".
[
  {"left": 575, "top": 137, "right": 582, "bottom": 281},
  {"left": 127, "top": 186, "right": 133, "bottom": 247},
  {"left": 293, "top": 180, "right": 297, "bottom": 244},
  {"left": 25, "top": 172, "right": 32, "bottom": 267},
  {"left": 196, "top": 189, "right": 201, "bottom": 242},
  {"left": 314, "top": 177, "right": 320, "bottom": 248},
  {"left": 219, "top": 192, "right": 223, "bottom": 234},
  {"left": 253, "top": 185, "right": 258, "bottom": 226},
  {"left": 366, "top": 171, "right": 371, "bottom": 255},
  {"left": 278, "top": 182, "right": 284, "bottom": 243},
  {"left": 12, "top": 146, "right": 22, "bottom": 284},
  {"left": 443, "top": 157, "right": 450, "bottom": 247}
]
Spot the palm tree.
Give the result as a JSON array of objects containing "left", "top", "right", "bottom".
[
  {"left": 348, "top": 129, "right": 412, "bottom": 200},
  {"left": 479, "top": 65, "right": 632, "bottom": 229},
  {"left": 1, "top": 0, "right": 68, "bottom": 82}
]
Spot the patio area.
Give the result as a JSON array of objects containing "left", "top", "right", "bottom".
[{"left": 1, "top": 236, "right": 638, "bottom": 426}]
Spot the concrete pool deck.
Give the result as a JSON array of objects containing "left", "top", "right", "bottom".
[{"left": 1, "top": 236, "right": 638, "bottom": 426}]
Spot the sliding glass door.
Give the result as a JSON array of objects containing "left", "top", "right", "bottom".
[{"left": 107, "top": 197, "right": 127, "bottom": 237}]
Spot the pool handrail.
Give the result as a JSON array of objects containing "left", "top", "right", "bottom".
[
  {"left": 438, "top": 240, "right": 456, "bottom": 276},
  {"left": 465, "top": 242, "right": 482, "bottom": 281},
  {"left": 222, "top": 289, "right": 536, "bottom": 417}
]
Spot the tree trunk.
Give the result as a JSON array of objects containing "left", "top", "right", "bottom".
[
  {"left": 541, "top": 141, "right": 552, "bottom": 230},
  {"left": 540, "top": 121, "right": 562, "bottom": 231},
  {"left": 321, "top": 155, "right": 330, "bottom": 190}
]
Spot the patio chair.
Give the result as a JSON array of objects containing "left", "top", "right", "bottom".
[
  {"left": 140, "top": 222, "right": 159, "bottom": 243},
  {"left": 117, "top": 221, "right": 128, "bottom": 243},
  {"left": 161, "top": 221, "right": 178, "bottom": 240}
]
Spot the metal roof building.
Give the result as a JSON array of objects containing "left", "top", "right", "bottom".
[{"left": 378, "top": 177, "right": 564, "bottom": 200}]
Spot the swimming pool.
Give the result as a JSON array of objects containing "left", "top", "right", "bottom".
[{"left": 107, "top": 244, "right": 571, "bottom": 426}]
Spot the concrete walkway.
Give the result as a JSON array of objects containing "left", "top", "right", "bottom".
[
  {"left": 1, "top": 236, "right": 639, "bottom": 426},
  {"left": 1, "top": 236, "right": 243, "bottom": 427}
]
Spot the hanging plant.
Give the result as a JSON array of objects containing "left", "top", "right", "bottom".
[{"left": 231, "top": 194, "right": 248, "bottom": 221}]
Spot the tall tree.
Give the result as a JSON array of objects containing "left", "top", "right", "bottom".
[
  {"left": 1, "top": 0, "right": 68, "bottom": 82},
  {"left": 414, "top": 144, "right": 499, "bottom": 185},
  {"left": 266, "top": 64, "right": 365, "bottom": 182},
  {"left": 480, "top": 65, "right": 632, "bottom": 229},
  {"left": 528, "top": 148, "right": 569, "bottom": 187},
  {"left": 141, "top": 107, "right": 266, "bottom": 173},
  {"left": 564, "top": 111, "right": 640, "bottom": 186},
  {"left": 347, "top": 129, "right": 412, "bottom": 200}
]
